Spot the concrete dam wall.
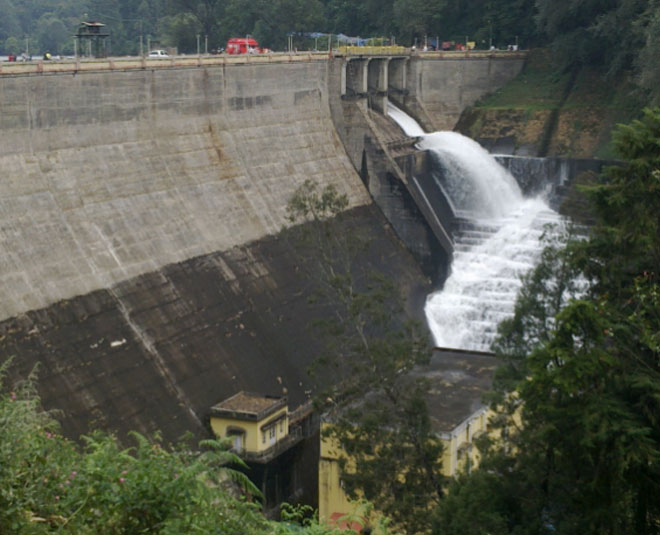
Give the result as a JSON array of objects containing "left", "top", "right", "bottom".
[
  {"left": 0, "top": 54, "right": 524, "bottom": 444},
  {"left": 0, "top": 59, "right": 424, "bottom": 443},
  {"left": 0, "top": 61, "right": 368, "bottom": 319}
]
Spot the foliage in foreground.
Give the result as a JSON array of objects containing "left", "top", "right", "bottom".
[
  {"left": 0, "top": 362, "right": 350, "bottom": 535},
  {"left": 433, "top": 109, "right": 660, "bottom": 535}
]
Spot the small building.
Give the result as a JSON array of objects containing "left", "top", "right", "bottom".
[
  {"left": 318, "top": 348, "right": 500, "bottom": 526},
  {"left": 74, "top": 21, "right": 110, "bottom": 58},
  {"left": 210, "top": 391, "right": 298, "bottom": 461},
  {"left": 210, "top": 391, "right": 316, "bottom": 513}
]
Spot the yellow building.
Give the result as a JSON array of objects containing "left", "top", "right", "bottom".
[
  {"left": 209, "top": 391, "right": 297, "bottom": 461},
  {"left": 318, "top": 348, "right": 500, "bottom": 526},
  {"left": 210, "top": 391, "right": 318, "bottom": 512}
]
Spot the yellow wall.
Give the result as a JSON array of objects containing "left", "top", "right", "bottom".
[
  {"left": 440, "top": 408, "right": 492, "bottom": 476},
  {"left": 210, "top": 407, "right": 288, "bottom": 453},
  {"left": 319, "top": 408, "right": 495, "bottom": 524},
  {"left": 318, "top": 423, "right": 360, "bottom": 525}
]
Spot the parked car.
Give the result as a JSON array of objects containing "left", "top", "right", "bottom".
[{"left": 148, "top": 50, "right": 169, "bottom": 58}]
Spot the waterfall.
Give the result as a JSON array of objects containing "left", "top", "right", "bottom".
[{"left": 388, "top": 103, "right": 563, "bottom": 352}]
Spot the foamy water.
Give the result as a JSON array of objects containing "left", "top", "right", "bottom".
[{"left": 388, "top": 103, "right": 564, "bottom": 351}]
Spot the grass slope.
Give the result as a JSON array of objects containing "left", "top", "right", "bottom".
[{"left": 457, "top": 49, "right": 645, "bottom": 158}]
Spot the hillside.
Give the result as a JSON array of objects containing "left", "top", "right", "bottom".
[{"left": 455, "top": 49, "right": 646, "bottom": 159}]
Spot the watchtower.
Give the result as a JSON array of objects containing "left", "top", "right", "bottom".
[{"left": 74, "top": 21, "right": 109, "bottom": 58}]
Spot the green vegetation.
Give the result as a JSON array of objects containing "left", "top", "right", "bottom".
[
  {"left": 477, "top": 51, "right": 572, "bottom": 111},
  {"left": 2, "top": 0, "right": 658, "bottom": 106},
  {"left": 434, "top": 108, "right": 660, "bottom": 535},
  {"left": 285, "top": 181, "right": 442, "bottom": 534},
  {"left": 0, "top": 360, "right": 354, "bottom": 535}
]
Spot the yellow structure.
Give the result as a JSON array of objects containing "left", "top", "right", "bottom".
[
  {"left": 318, "top": 349, "right": 500, "bottom": 526},
  {"left": 335, "top": 45, "right": 407, "bottom": 56},
  {"left": 210, "top": 391, "right": 289, "bottom": 458},
  {"left": 319, "top": 423, "right": 356, "bottom": 526}
]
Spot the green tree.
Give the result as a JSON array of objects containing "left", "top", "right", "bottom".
[
  {"left": 535, "top": 0, "right": 650, "bottom": 76},
  {"left": 637, "top": 1, "right": 660, "bottom": 104},
  {"left": 434, "top": 109, "right": 660, "bottom": 535},
  {"left": 166, "top": 0, "right": 223, "bottom": 47},
  {"left": 0, "top": 0, "right": 20, "bottom": 45},
  {"left": 0, "top": 359, "right": 358, "bottom": 535},
  {"left": 392, "top": 0, "right": 445, "bottom": 46},
  {"left": 285, "top": 180, "right": 442, "bottom": 534},
  {"left": 160, "top": 12, "right": 201, "bottom": 52},
  {"left": 36, "top": 15, "right": 69, "bottom": 54},
  {"left": 4, "top": 36, "right": 20, "bottom": 55}
]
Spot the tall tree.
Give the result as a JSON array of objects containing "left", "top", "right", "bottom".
[
  {"left": 0, "top": 0, "right": 20, "bottom": 45},
  {"left": 285, "top": 181, "right": 442, "bottom": 533},
  {"left": 392, "top": 0, "right": 445, "bottom": 46},
  {"left": 435, "top": 108, "right": 660, "bottom": 535},
  {"left": 637, "top": 1, "right": 660, "bottom": 104}
]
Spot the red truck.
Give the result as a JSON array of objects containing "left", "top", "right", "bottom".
[{"left": 226, "top": 37, "right": 261, "bottom": 55}]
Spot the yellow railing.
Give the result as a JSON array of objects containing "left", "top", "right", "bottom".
[{"left": 334, "top": 45, "right": 407, "bottom": 56}]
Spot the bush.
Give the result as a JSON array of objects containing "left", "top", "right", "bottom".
[{"left": 0, "top": 359, "right": 349, "bottom": 535}]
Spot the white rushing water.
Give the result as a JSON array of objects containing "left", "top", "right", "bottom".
[{"left": 388, "top": 103, "right": 563, "bottom": 352}]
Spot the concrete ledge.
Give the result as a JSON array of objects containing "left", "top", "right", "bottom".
[{"left": 0, "top": 52, "right": 330, "bottom": 76}]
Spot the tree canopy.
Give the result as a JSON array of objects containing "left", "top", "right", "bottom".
[
  {"left": 434, "top": 108, "right": 660, "bottom": 535},
  {"left": 0, "top": 359, "right": 381, "bottom": 535},
  {"left": 285, "top": 181, "right": 442, "bottom": 534}
]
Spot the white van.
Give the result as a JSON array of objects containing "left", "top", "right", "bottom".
[{"left": 148, "top": 50, "right": 169, "bottom": 58}]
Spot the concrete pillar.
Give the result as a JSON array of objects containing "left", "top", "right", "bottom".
[
  {"left": 345, "top": 58, "right": 368, "bottom": 96},
  {"left": 388, "top": 58, "right": 407, "bottom": 93},
  {"left": 367, "top": 58, "right": 388, "bottom": 113},
  {"left": 368, "top": 58, "right": 388, "bottom": 92},
  {"left": 340, "top": 62, "right": 347, "bottom": 96}
]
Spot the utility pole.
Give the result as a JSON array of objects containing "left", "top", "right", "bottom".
[
  {"left": 205, "top": 35, "right": 208, "bottom": 54},
  {"left": 197, "top": 34, "right": 200, "bottom": 55}
]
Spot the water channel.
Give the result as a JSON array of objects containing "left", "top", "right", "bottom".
[{"left": 388, "top": 104, "right": 564, "bottom": 352}]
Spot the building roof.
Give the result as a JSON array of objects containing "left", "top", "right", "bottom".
[
  {"left": 210, "top": 391, "right": 287, "bottom": 421},
  {"left": 413, "top": 348, "right": 500, "bottom": 435},
  {"left": 322, "top": 347, "right": 500, "bottom": 437}
]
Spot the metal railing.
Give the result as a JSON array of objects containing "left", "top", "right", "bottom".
[
  {"left": 334, "top": 45, "right": 407, "bottom": 56},
  {"left": 241, "top": 426, "right": 303, "bottom": 463},
  {"left": 0, "top": 49, "right": 527, "bottom": 76}
]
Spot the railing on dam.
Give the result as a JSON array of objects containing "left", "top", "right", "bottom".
[
  {"left": 0, "top": 49, "right": 526, "bottom": 76},
  {"left": 335, "top": 45, "right": 407, "bottom": 56},
  {"left": 0, "top": 52, "right": 330, "bottom": 76}
]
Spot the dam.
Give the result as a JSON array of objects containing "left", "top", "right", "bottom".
[{"left": 0, "top": 51, "right": 526, "bottom": 444}]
